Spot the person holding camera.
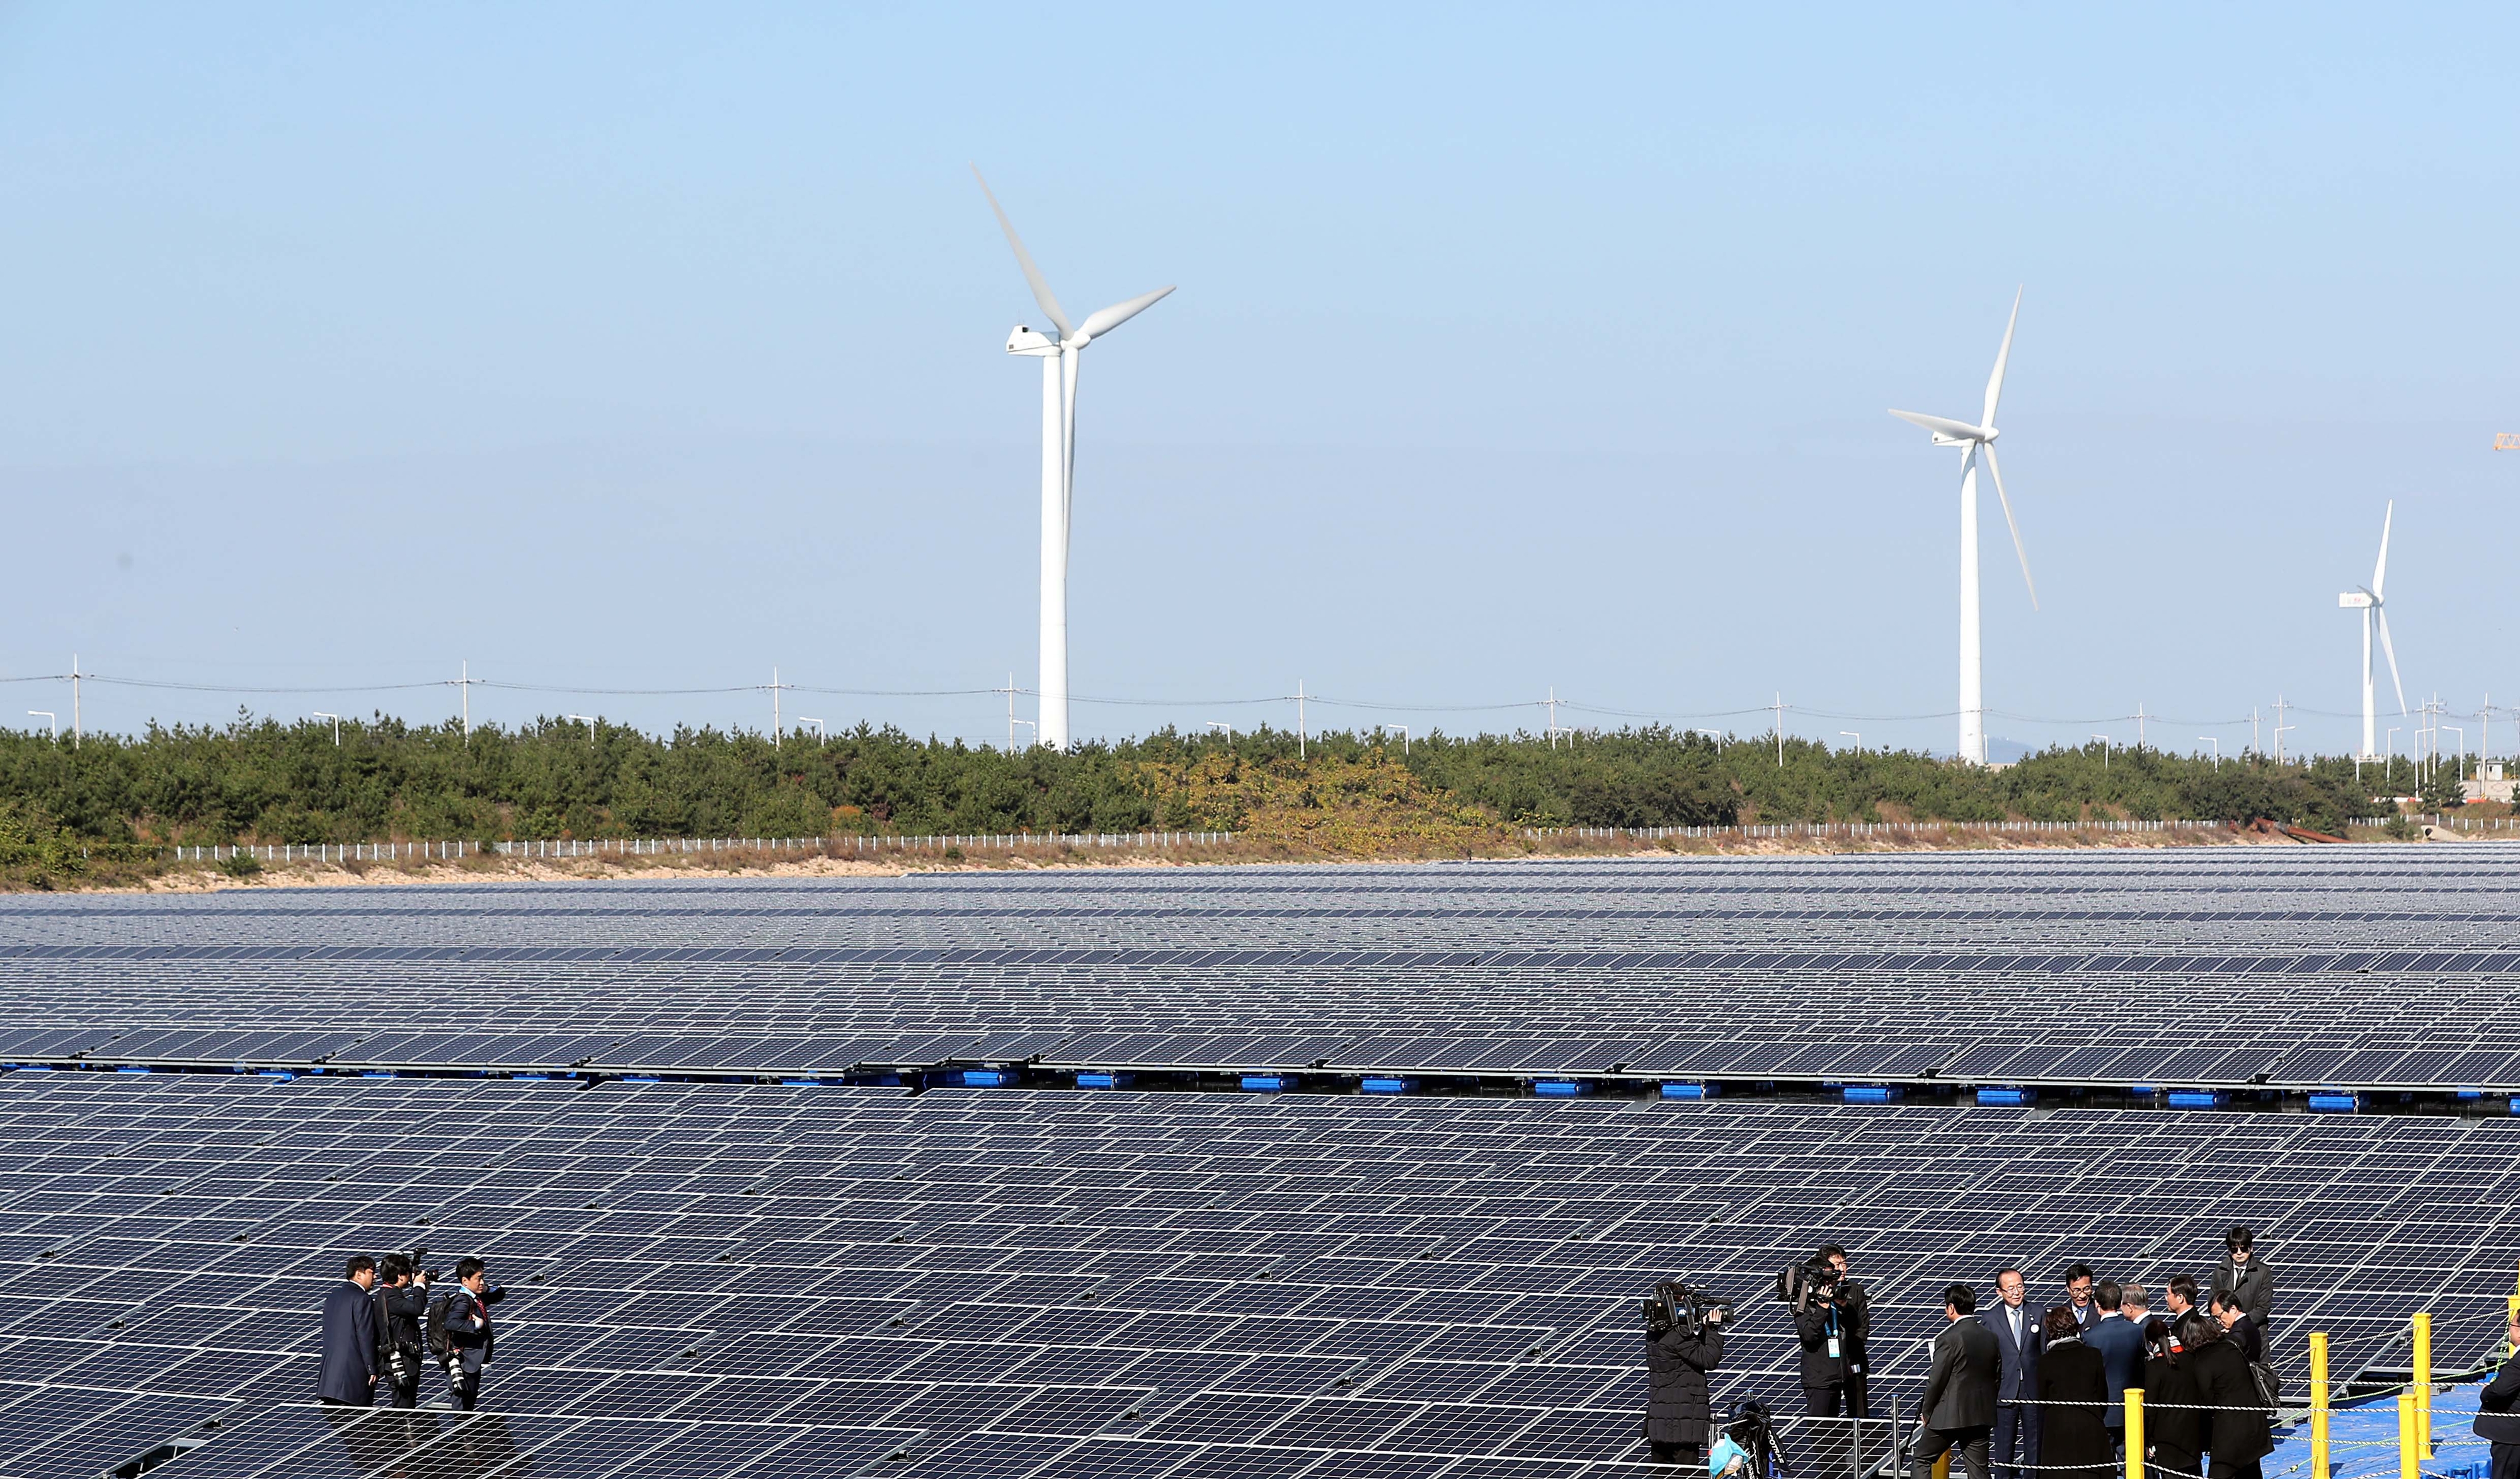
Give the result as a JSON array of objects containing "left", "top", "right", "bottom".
[
  {"left": 373, "top": 1253, "right": 433, "bottom": 1410},
  {"left": 1794, "top": 1255, "right": 1856, "bottom": 1417},
  {"left": 1819, "top": 1245, "right": 1875, "bottom": 1417},
  {"left": 430, "top": 1257, "right": 500, "bottom": 1411},
  {"left": 1644, "top": 1281, "right": 1727, "bottom": 1467},
  {"left": 318, "top": 1255, "right": 382, "bottom": 1407}
]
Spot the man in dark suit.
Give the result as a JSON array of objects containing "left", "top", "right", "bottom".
[
  {"left": 2086, "top": 1281, "right": 2148, "bottom": 1452},
  {"left": 2061, "top": 1264, "right": 2099, "bottom": 1337},
  {"left": 318, "top": 1255, "right": 381, "bottom": 1406},
  {"left": 1916, "top": 1282, "right": 2000, "bottom": 1479},
  {"left": 2214, "top": 1291, "right": 2264, "bottom": 1365},
  {"left": 2471, "top": 1305, "right": 2519, "bottom": 1479},
  {"left": 1981, "top": 1268, "right": 2041, "bottom": 1479}
]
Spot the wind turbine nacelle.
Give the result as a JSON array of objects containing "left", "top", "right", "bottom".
[
  {"left": 1004, "top": 326, "right": 1059, "bottom": 357},
  {"left": 2339, "top": 591, "right": 2374, "bottom": 608}
]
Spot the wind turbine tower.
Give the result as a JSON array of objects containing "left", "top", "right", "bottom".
[
  {"left": 973, "top": 167, "right": 1175, "bottom": 751},
  {"left": 2338, "top": 501, "right": 2406, "bottom": 760},
  {"left": 1890, "top": 289, "right": 2037, "bottom": 765}
]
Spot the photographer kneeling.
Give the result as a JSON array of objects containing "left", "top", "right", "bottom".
[{"left": 1645, "top": 1281, "right": 1729, "bottom": 1467}]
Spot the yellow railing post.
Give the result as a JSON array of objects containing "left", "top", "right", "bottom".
[
  {"left": 2397, "top": 1390, "right": 2417, "bottom": 1479},
  {"left": 2413, "top": 1310, "right": 2432, "bottom": 1456},
  {"left": 2124, "top": 1388, "right": 2144, "bottom": 1479},
  {"left": 2311, "top": 1332, "right": 2331, "bottom": 1479}
]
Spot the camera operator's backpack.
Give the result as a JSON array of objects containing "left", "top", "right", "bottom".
[{"left": 425, "top": 1293, "right": 457, "bottom": 1358}]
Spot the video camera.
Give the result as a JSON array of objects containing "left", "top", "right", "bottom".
[
  {"left": 1642, "top": 1280, "right": 1735, "bottom": 1336},
  {"left": 1775, "top": 1257, "right": 1845, "bottom": 1314}
]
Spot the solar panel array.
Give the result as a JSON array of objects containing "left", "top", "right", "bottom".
[
  {"left": 4, "top": 1075, "right": 2516, "bottom": 1479},
  {"left": 4, "top": 850, "right": 2520, "bottom": 1091},
  {"left": 3, "top": 847, "right": 2517, "bottom": 1477}
]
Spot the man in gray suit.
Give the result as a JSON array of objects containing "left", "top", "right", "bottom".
[{"left": 1916, "top": 1282, "right": 2000, "bottom": 1479}]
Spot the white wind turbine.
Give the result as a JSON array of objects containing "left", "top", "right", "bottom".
[
  {"left": 973, "top": 166, "right": 1174, "bottom": 751},
  {"left": 1889, "top": 288, "right": 2036, "bottom": 766},
  {"left": 2338, "top": 501, "right": 2406, "bottom": 760}
]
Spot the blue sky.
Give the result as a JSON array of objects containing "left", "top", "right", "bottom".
[{"left": 4, "top": 3, "right": 2515, "bottom": 757}]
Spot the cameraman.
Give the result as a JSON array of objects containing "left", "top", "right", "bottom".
[
  {"left": 373, "top": 1254, "right": 432, "bottom": 1409},
  {"left": 1821, "top": 1245, "right": 1874, "bottom": 1417},
  {"left": 1795, "top": 1252, "right": 1857, "bottom": 1416},
  {"left": 1645, "top": 1282, "right": 1726, "bottom": 1467},
  {"left": 432, "top": 1257, "right": 501, "bottom": 1411}
]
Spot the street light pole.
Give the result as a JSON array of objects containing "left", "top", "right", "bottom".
[
  {"left": 2198, "top": 738, "right": 2219, "bottom": 770},
  {"left": 27, "top": 711, "right": 55, "bottom": 741},
  {"left": 1840, "top": 731, "right": 1862, "bottom": 751},
  {"left": 566, "top": 714, "right": 597, "bottom": 741},
  {"left": 312, "top": 711, "right": 341, "bottom": 746}
]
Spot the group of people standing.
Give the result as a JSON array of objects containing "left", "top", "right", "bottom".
[
  {"left": 1922, "top": 1228, "right": 2277, "bottom": 1479},
  {"left": 318, "top": 1253, "right": 501, "bottom": 1412}
]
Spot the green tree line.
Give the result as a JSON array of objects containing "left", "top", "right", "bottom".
[{"left": 0, "top": 712, "right": 2446, "bottom": 847}]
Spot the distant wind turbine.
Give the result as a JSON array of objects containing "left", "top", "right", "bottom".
[
  {"left": 973, "top": 166, "right": 1175, "bottom": 751},
  {"left": 1890, "top": 288, "right": 2036, "bottom": 767},
  {"left": 2338, "top": 501, "right": 2407, "bottom": 760}
]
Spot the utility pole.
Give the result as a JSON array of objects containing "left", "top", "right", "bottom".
[
  {"left": 1295, "top": 681, "right": 1307, "bottom": 761},
  {"left": 2135, "top": 702, "right": 2148, "bottom": 750},
  {"left": 70, "top": 654, "right": 81, "bottom": 750},
  {"left": 1774, "top": 694, "right": 1785, "bottom": 766},
  {"left": 2272, "top": 695, "right": 2289, "bottom": 765},
  {"left": 2250, "top": 707, "right": 2260, "bottom": 757},
  {"left": 769, "top": 666, "right": 795, "bottom": 746},
  {"left": 453, "top": 660, "right": 483, "bottom": 739},
  {"left": 1545, "top": 687, "right": 1561, "bottom": 750}
]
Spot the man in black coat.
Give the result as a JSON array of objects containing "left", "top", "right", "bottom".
[
  {"left": 1981, "top": 1269, "right": 2041, "bottom": 1479},
  {"left": 318, "top": 1255, "right": 381, "bottom": 1406},
  {"left": 373, "top": 1253, "right": 432, "bottom": 1410},
  {"left": 2210, "top": 1227, "right": 2274, "bottom": 1347},
  {"left": 2213, "top": 1292, "right": 2264, "bottom": 1366},
  {"left": 1796, "top": 1262, "right": 1854, "bottom": 1416},
  {"left": 2472, "top": 1306, "right": 2520, "bottom": 1479},
  {"left": 1915, "top": 1282, "right": 2000, "bottom": 1479},
  {"left": 1821, "top": 1245, "right": 1876, "bottom": 1419},
  {"left": 2187, "top": 1312, "right": 2272, "bottom": 1479},
  {"left": 1645, "top": 1287, "right": 1726, "bottom": 1466}
]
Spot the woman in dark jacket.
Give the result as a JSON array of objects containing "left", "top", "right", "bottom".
[
  {"left": 1646, "top": 1287, "right": 1726, "bottom": 1466},
  {"left": 2141, "top": 1316, "right": 2202, "bottom": 1479},
  {"left": 2037, "top": 1305, "right": 2114, "bottom": 1479},
  {"left": 2186, "top": 1310, "right": 2274, "bottom": 1479}
]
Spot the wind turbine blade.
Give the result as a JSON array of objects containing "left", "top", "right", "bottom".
[
  {"left": 1075, "top": 285, "right": 1176, "bottom": 341},
  {"left": 1889, "top": 409, "right": 1989, "bottom": 440},
  {"left": 970, "top": 165, "right": 1072, "bottom": 338},
  {"left": 1981, "top": 287, "right": 2021, "bottom": 430},
  {"left": 2371, "top": 499, "right": 2393, "bottom": 600},
  {"left": 1981, "top": 442, "right": 2038, "bottom": 610},
  {"left": 2376, "top": 606, "right": 2407, "bottom": 716}
]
